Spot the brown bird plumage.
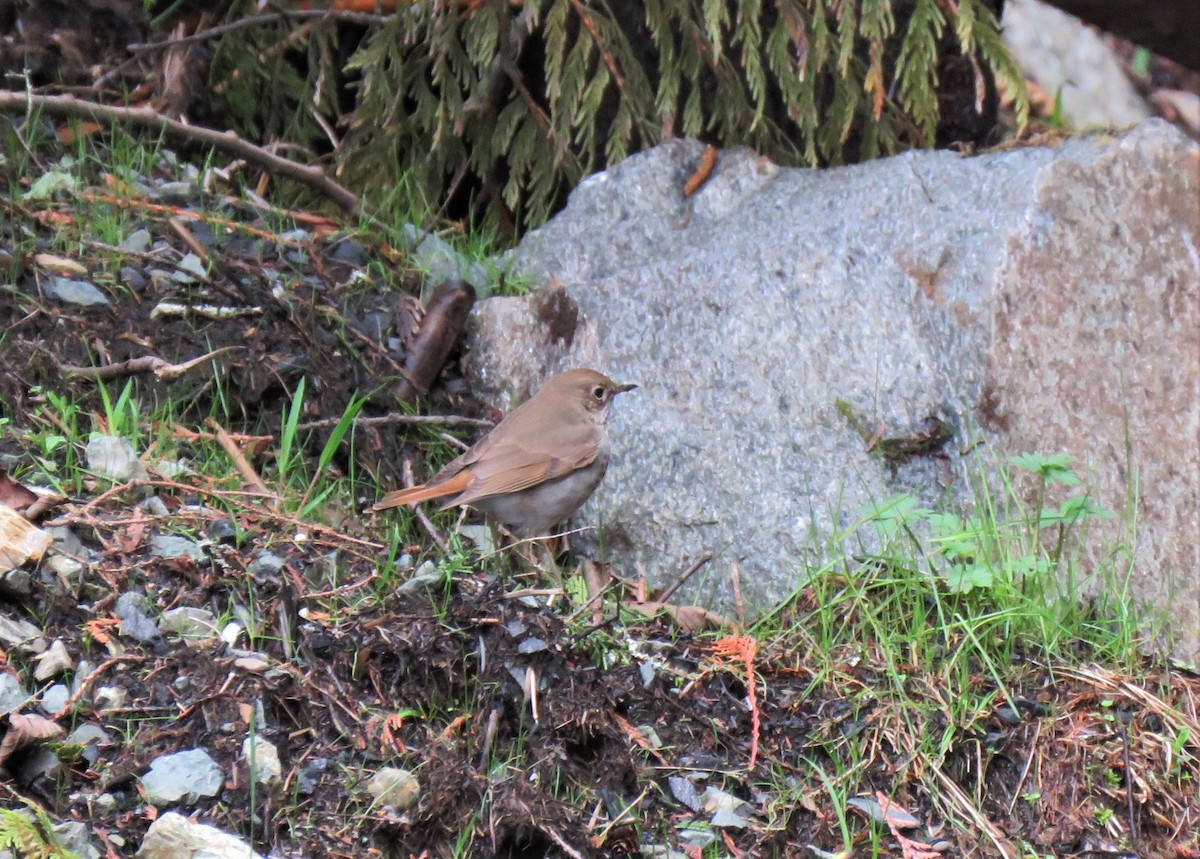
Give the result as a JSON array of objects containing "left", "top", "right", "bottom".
[{"left": 371, "top": 368, "right": 635, "bottom": 534}]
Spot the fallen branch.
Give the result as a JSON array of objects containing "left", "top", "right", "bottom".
[
  {"left": 59, "top": 347, "right": 234, "bottom": 382},
  {"left": 296, "top": 412, "right": 493, "bottom": 432},
  {"left": 205, "top": 417, "right": 273, "bottom": 498},
  {"left": 657, "top": 551, "right": 714, "bottom": 604},
  {"left": 0, "top": 91, "right": 362, "bottom": 216}
]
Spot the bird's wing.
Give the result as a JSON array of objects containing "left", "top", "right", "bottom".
[{"left": 451, "top": 440, "right": 601, "bottom": 505}]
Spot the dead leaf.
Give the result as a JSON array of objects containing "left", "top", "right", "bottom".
[
  {"left": 0, "top": 506, "right": 53, "bottom": 571},
  {"left": 0, "top": 712, "right": 66, "bottom": 767},
  {"left": 625, "top": 599, "right": 729, "bottom": 632},
  {"left": 0, "top": 472, "right": 38, "bottom": 511}
]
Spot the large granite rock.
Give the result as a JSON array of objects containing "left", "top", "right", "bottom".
[{"left": 468, "top": 121, "right": 1199, "bottom": 663}]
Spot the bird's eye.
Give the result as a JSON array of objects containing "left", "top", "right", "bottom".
[{"left": 592, "top": 386, "right": 606, "bottom": 400}]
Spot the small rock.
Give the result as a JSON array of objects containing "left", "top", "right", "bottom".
[
  {"left": 121, "top": 228, "right": 152, "bottom": 253},
  {"left": 136, "top": 812, "right": 266, "bottom": 859},
  {"left": 0, "top": 611, "right": 47, "bottom": 653},
  {"left": 71, "top": 660, "right": 94, "bottom": 695},
  {"left": 699, "top": 786, "right": 753, "bottom": 828},
  {"left": 207, "top": 517, "right": 238, "bottom": 543},
  {"left": 115, "top": 592, "right": 160, "bottom": 643},
  {"left": 120, "top": 266, "right": 148, "bottom": 292},
  {"left": 52, "top": 820, "right": 99, "bottom": 859},
  {"left": 150, "top": 181, "right": 194, "bottom": 201},
  {"left": 44, "top": 553, "right": 85, "bottom": 595},
  {"left": 45, "top": 526, "right": 87, "bottom": 561},
  {"left": 247, "top": 551, "right": 284, "bottom": 578},
  {"left": 395, "top": 566, "right": 444, "bottom": 596},
  {"left": 234, "top": 656, "right": 269, "bottom": 673},
  {"left": 152, "top": 458, "right": 194, "bottom": 479},
  {"left": 85, "top": 435, "right": 145, "bottom": 482},
  {"left": 140, "top": 748, "right": 224, "bottom": 805},
  {"left": 221, "top": 622, "right": 244, "bottom": 647},
  {"left": 676, "top": 822, "right": 716, "bottom": 849},
  {"left": 242, "top": 736, "right": 282, "bottom": 787},
  {"left": 159, "top": 607, "right": 218, "bottom": 640},
  {"left": 33, "top": 639, "right": 73, "bottom": 681},
  {"left": 149, "top": 535, "right": 205, "bottom": 563},
  {"left": 366, "top": 767, "right": 420, "bottom": 811},
  {"left": 66, "top": 724, "right": 112, "bottom": 765},
  {"left": 297, "top": 757, "right": 328, "bottom": 795},
  {"left": 0, "top": 568, "right": 33, "bottom": 599},
  {"left": 329, "top": 237, "right": 367, "bottom": 265},
  {"left": 174, "top": 253, "right": 208, "bottom": 281},
  {"left": 41, "top": 683, "right": 70, "bottom": 714},
  {"left": 669, "top": 775, "right": 701, "bottom": 811},
  {"left": 517, "top": 637, "right": 548, "bottom": 654},
  {"left": 44, "top": 276, "right": 110, "bottom": 307},
  {"left": 0, "top": 671, "right": 31, "bottom": 714},
  {"left": 138, "top": 495, "right": 169, "bottom": 516},
  {"left": 94, "top": 792, "right": 118, "bottom": 812},
  {"left": 93, "top": 686, "right": 126, "bottom": 710}
]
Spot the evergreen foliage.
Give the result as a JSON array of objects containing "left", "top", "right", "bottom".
[{"left": 209, "top": 0, "right": 1027, "bottom": 231}]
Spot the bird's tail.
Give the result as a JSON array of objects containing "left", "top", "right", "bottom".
[{"left": 370, "top": 470, "right": 471, "bottom": 512}]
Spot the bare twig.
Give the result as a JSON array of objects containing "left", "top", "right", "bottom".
[
  {"left": 0, "top": 91, "right": 362, "bottom": 215},
  {"left": 296, "top": 412, "right": 492, "bottom": 432},
  {"left": 657, "top": 551, "right": 714, "bottom": 604},
  {"left": 59, "top": 347, "right": 234, "bottom": 382},
  {"left": 52, "top": 655, "right": 146, "bottom": 721},
  {"left": 400, "top": 459, "right": 448, "bottom": 552},
  {"left": 204, "top": 417, "right": 273, "bottom": 497},
  {"left": 126, "top": 9, "right": 393, "bottom": 54}
]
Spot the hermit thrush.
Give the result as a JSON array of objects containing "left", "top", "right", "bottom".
[{"left": 371, "top": 368, "right": 636, "bottom": 534}]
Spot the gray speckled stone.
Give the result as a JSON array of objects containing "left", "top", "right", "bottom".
[
  {"left": 44, "top": 276, "right": 110, "bottom": 307},
  {"left": 140, "top": 748, "right": 224, "bottom": 805},
  {"left": 471, "top": 121, "right": 1199, "bottom": 662}
]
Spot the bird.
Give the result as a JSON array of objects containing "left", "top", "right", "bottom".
[{"left": 371, "top": 368, "right": 636, "bottom": 534}]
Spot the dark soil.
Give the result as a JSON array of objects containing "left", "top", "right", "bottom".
[{"left": 1, "top": 8, "right": 1198, "bottom": 855}]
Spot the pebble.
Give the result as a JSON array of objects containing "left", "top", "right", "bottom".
[
  {"left": 140, "top": 748, "right": 224, "bottom": 804},
  {"left": 33, "top": 639, "right": 73, "bottom": 681},
  {"left": 242, "top": 735, "right": 283, "bottom": 787},
  {"left": 366, "top": 767, "right": 420, "bottom": 811},
  {"left": 85, "top": 435, "right": 145, "bottom": 482},
  {"left": 44, "top": 276, "right": 110, "bottom": 307}
]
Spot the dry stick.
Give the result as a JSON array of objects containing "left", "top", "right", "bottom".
[
  {"left": 1120, "top": 715, "right": 1139, "bottom": 845},
  {"left": 126, "top": 8, "right": 393, "bottom": 54},
  {"left": 295, "top": 412, "right": 492, "bottom": 432},
  {"left": 205, "top": 417, "right": 273, "bottom": 497},
  {"left": 52, "top": 655, "right": 145, "bottom": 721},
  {"left": 401, "top": 459, "right": 448, "bottom": 552},
  {"left": 731, "top": 558, "right": 746, "bottom": 627},
  {"left": 0, "top": 91, "right": 361, "bottom": 216},
  {"left": 59, "top": 347, "right": 235, "bottom": 382},
  {"left": 657, "top": 551, "right": 715, "bottom": 605}
]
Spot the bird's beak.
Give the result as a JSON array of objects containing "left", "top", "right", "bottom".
[{"left": 615, "top": 383, "right": 638, "bottom": 394}]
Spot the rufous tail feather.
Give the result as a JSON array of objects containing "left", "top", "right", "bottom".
[{"left": 370, "top": 470, "right": 471, "bottom": 511}]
